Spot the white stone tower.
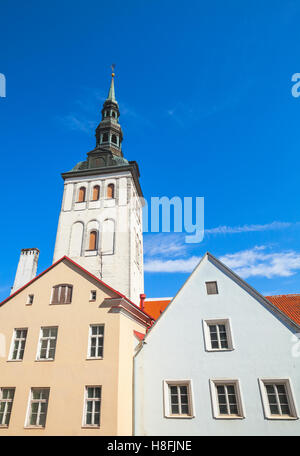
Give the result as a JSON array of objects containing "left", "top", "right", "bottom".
[
  {"left": 11, "top": 248, "right": 40, "bottom": 294},
  {"left": 53, "top": 71, "right": 144, "bottom": 304}
]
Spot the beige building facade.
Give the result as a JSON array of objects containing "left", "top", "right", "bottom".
[{"left": 0, "top": 257, "right": 152, "bottom": 435}]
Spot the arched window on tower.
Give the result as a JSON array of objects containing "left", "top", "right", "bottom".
[
  {"left": 112, "top": 111, "right": 116, "bottom": 119},
  {"left": 78, "top": 187, "right": 86, "bottom": 202},
  {"left": 107, "top": 184, "right": 115, "bottom": 199},
  {"left": 102, "top": 133, "right": 109, "bottom": 143},
  {"left": 92, "top": 185, "right": 100, "bottom": 201},
  {"left": 89, "top": 231, "right": 98, "bottom": 251},
  {"left": 111, "top": 134, "right": 118, "bottom": 145}
]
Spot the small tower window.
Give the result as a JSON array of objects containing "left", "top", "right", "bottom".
[
  {"left": 112, "top": 111, "right": 116, "bottom": 118},
  {"left": 111, "top": 134, "right": 118, "bottom": 145},
  {"left": 78, "top": 187, "right": 86, "bottom": 203},
  {"left": 102, "top": 133, "right": 109, "bottom": 143},
  {"left": 89, "top": 231, "right": 98, "bottom": 251},
  {"left": 92, "top": 185, "right": 100, "bottom": 201},
  {"left": 107, "top": 184, "right": 115, "bottom": 199}
]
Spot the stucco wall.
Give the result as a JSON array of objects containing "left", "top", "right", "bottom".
[
  {"left": 0, "top": 259, "right": 145, "bottom": 435},
  {"left": 134, "top": 256, "right": 300, "bottom": 436}
]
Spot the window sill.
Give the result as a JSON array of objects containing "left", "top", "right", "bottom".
[
  {"left": 86, "top": 357, "right": 103, "bottom": 361},
  {"left": 206, "top": 348, "right": 234, "bottom": 352},
  {"left": 35, "top": 359, "right": 55, "bottom": 362},
  {"left": 214, "top": 415, "right": 245, "bottom": 420},
  {"left": 264, "top": 415, "right": 298, "bottom": 420},
  {"left": 165, "top": 415, "right": 195, "bottom": 419},
  {"left": 24, "top": 426, "right": 46, "bottom": 429},
  {"left": 81, "top": 425, "right": 100, "bottom": 429},
  {"left": 0, "top": 425, "right": 8, "bottom": 428},
  {"left": 7, "top": 359, "right": 23, "bottom": 362}
]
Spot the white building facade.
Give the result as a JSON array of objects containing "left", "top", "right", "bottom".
[
  {"left": 134, "top": 253, "right": 300, "bottom": 435},
  {"left": 53, "top": 75, "right": 144, "bottom": 304}
]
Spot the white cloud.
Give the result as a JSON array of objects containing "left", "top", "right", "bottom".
[
  {"left": 206, "top": 221, "right": 292, "bottom": 235},
  {"left": 220, "top": 246, "right": 300, "bottom": 279},
  {"left": 58, "top": 114, "right": 96, "bottom": 134},
  {"left": 144, "top": 256, "right": 200, "bottom": 273},
  {"left": 144, "top": 244, "right": 300, "bottom": 279},
  {"left": 143, "top": 234, "right": 187, "bottom": 258}
]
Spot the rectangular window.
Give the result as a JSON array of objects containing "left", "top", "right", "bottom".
[
  {"left": 83, "top": 386, "right": 101, "bottom": 427},
  {"left": 206, "top": 281, "right": 218, "bottom": 295},
  {"left": 0, "top": 388, "right": 15, "bottom": 427},
  {"left": 26, "top": 294, "right": 34, "bottom": 305},
  {"left": 51, "top": 285, "right": 72, "bottom": 304},
  {"left": 163, "top": 380, "right": 194, "bottom": 418},
  {"left": 27, "top": 388, "right": 50, "bottom": 427},
  {"left": 210, "top": 380, "right": 244, "bottom": 419},
  {"left": 37, "top": 327, "right": 58, "bottom": 360},
  {"left": 259, "top": 379, "right": 298, "bottom": 419},
  {"left": 216, "top": 384, "right": 239, "bottom": 415},
  {"left": 90, "top": 290, "right": 97, "bottom": 301},
  {"left": 88, "top": 325, "right": 104, "bottom": 359},
  {"left": 203, "top": 319, "right": 233, "bottom": 351},
  {"left": 10, "top": 328, "right": 28, "bottom": 361}
]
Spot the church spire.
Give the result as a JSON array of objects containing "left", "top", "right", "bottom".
[
  {"left": 94, "top": 66, "right": 123, "bottom": 156},
  {"left": 106, "top": 68, "right": 116, "bottom": 103}
]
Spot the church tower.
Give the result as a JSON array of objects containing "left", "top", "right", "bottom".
[{"left": 53, "top": 71, "right": 144, "bottom": 304}]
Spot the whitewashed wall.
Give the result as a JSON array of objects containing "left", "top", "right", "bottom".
[{"left": 53, "top": 170, "right": 143, "bottom": 304}]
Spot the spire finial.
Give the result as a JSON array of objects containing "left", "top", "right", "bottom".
[{"left": 107, "top": 64, "right": 116, "bottom": 102}]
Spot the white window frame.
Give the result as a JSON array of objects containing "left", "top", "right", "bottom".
[
  {"left": 25, "top": 388, "right": 50, "bottom": 428},
  {"left": 87, "top": 325, "right": 104, "bottom": 359},
  {"left": 259, "top": 378, "right": 298, "bottom": 420},
  {"left": 36, "top": 327, "right": 58, "bottom": 361},
  {"left": 203, "top": 319, "right": 234, "bottom": 351},
  {"left": 9, "top": 328, "right": 28, "bottom": 361},
  {"left": 0, "top": 388, "right": 15, "bottom": 427},
  {"left": 210, "top": 379, "right": 245, "bottom": 419},
  {"left": 82, "top": 386, "right": 102, "bottom": 427},
  {"left": 163, "top": 380, "right": 194, "bottom": 419}
]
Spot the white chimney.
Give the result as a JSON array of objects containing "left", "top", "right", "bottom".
[{"left": 11, "top": 248, "right": 40, "bottom": 294}]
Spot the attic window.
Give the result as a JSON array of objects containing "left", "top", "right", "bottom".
[
  {"left": 206, "top": 281, "right": 218, "bottom": 295},
  {"left": 26, "top": 294, "right": 34, "bottom": 305},
  {"left": 90, "top": 290, "right": 97, "bottom": 301},
  {"left": 51, "top": 284, "right": 73, "bottom": 304}
]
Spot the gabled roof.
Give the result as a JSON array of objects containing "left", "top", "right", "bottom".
[
  {"left": 140, "top": 252, "right": 300, "bottom": 344},
  {"left": 0, "top": 256, "right": 154, "bottom": 326},
  {"left": 265, "top": 294, "right": 300, "bottom": 326}
]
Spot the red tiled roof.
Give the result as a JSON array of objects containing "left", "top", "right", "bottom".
[
  {"left": 265, "top": 294, "right": 300, "bottom": 326},
  {"left": 143, "top": 298, "right": 172, "bottom": 320},
  {"left": 144, "top": 294, "right": 300, "bottom": 328}
]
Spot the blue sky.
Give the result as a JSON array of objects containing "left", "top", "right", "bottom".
[{"left": 0, "top": 0, "right": 300, "bottom": 301}]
